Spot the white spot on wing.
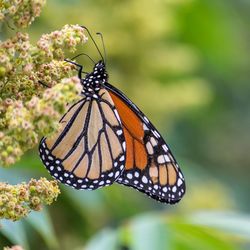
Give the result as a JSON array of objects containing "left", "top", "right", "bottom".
[
  {"left": 117, "top": 130, "right": 123, "bottom": 135},
  {"left": 115, "top": 171, "right": 120, "bottom": 178},
  {"left": 157, "top": 155, "right": 165, "bottom": 164},
  {"left": 114, "top": 110, "right": 121, "bottom": 122},
  {"left": 143, "top": 123, "right": 149, "bottom": 130},
  {"left": 179, "top": 173, "right": 184, "bottom": 180},
  {"left": 154, "top": 130, "right": 161, "bottom": 138},
  {"left": 127, "top": 173, "right": 132, "bottom": 179},
  {"left": 144, "top": 116, "right": 149, "bottom": 123},
  {"left": 108, "top": 172, "right": 114, "bottom": 177},
  {"left": 177, "top": 179, "right": 183, "bottom": 187},
  {"left": 164, "top": 154, "right": 171, "bottom": 162},
  {"left": 162, "top": 144, "right": 168, "bottom": 152},
  {"left": 142, "top": 176, "right": 148, "bottom": 184},
  {"left": 146, "top": 142, "right": 154, "bottom": 154},
  {"left": 150, "top": 137, "right": 157, "bottom": 146}
]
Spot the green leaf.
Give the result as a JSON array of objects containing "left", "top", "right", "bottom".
[
  {"left": 189, "top": 211, "right": 250, "bottom": 239},
  {"left": 129, "top": 214, "right": 171, "bottom": 250},
  {"left": 85, "top": 229, "right": 118, "bottom": 250},
  {"left": 0, "top": 219, "right": 29, "bottom": 250},
  {"left": 25, "top": 209, "right": 58, "bottom": 249},
  {"left": 171, "top": 222, "right": 237, "bottom": 250}
]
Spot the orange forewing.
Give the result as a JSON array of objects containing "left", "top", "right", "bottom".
[{"left": 109, "top": 91, "right": 148, "bottom": 171}]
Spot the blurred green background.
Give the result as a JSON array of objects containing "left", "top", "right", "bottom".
[{"left": 1, "top": 0, "right": 250, "bottom": 249}]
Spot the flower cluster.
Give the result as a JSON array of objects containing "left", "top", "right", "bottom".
[
  {"left": 37, "top": 24, "right": 88, "bottom": 61},
  {"left": 0, "top": 1, "right": 88, "bottom": 222},
  {"left": 0, "top": 25, "right": 87, "bottom": 100},
  {"left": 0, "top": 0, "right": 46, "bottom": 28},
  {"left": 0, "top": 25, "right": 87, "bottom": 166},
  {"left": 1, "top": 77, "right": 82, "bottom": 166},
  {"left": 0, "top": 178, "right": 60, "bottom": 221}
]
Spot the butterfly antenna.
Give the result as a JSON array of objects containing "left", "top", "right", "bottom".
[
  {"left": 81, "top": 26, "right": 104, "bottom": 63},
  {"left": 96, "top": 32, "right": 107, "bottom": 65},
  {"left": 70, "top": 53, "right": 96, "bottom": 64}
]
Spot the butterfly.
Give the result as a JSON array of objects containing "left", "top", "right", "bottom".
[{"left": 39, "top": 28, "right": 185, "bottom": 204}]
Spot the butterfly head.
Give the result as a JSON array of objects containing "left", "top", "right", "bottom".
[
  {"left": 94, "top": 60, "right": 106, "bottom": 72},
  {"left": 82, "top": 60, "right": 108, "bottom": 92}
]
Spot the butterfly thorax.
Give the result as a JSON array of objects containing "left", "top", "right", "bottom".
[{"left": 81, "top": 60, "right": 108, "bottom": 96}]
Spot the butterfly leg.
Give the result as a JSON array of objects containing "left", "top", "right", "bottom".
[{"left": 64, "top": 59, "right": 83, "bottom": 79}]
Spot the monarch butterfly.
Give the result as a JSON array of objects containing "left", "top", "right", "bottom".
[{"left": 39, "top": 28, "right": 185, "bottom": 204}]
